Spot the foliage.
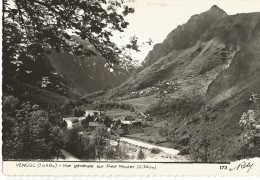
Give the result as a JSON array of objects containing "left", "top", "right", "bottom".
[
  {"left": 2, "top": 98, "right": 70, "bottom": 160},
  {"left": 239, "top": 109, "right": 260, "bottom": 150},
  {"left": 65, "top": 126, "right": 96, "bottom": 159},
  {"left": 81, "top": 115, "right": 93, "bottom": 128},
  {"left": 2, "top": 95, "right": 20, "bottom": 116},
  {"left": 189, "top": 122, "right": 220, "bottom": 162},
  {"left": 48, "top": 126, "right": 69, "bottom": 159},
  {"left": 91, "top": 100, "right": 135, "bottom": 112},
  {"left": 93, "top": 125, "right": 110, "bottom": 160},
  {"left": 104, "top": 116, "right": 112, "bottom": 127},
  {"left": 65, "top": 125, "right": 84, "bottom": 157},
  {"left": 105, "top": 145, "right": 129, "bottom": 160},
  {"left": 3, "top": 0, "right": 137, "bottom": 87},
  {"left": 151, "top": 148, "right": 161, "bottom": 154},
  {"left": 81, "top": 135, "right": 96, "bottom": 159},
  {"left": 73, "top": 106, "right": 85, "bottom": 117},
  {"left": 60, "top": 101, "right": 76, "bottom": 116},
  {"left": 178, "top": 147, "right": 190, "bottom": 155},
  {"left": 137, "top": 149, "right": 145, "bottom": 160},
  {"left": 48, "top": 112, "right": 64, "bottom": 127},
  {"left": 104, "top": 146, "right": 118, "bottom": 159},
  {"left": 3, "top": 101, "right": 53, "bottom": 160},
  {"left": 159, "top": 128, "right": 168, "bottom": 137},
  {"left": 146, "top": 94, "right": 205, "bottom": 117}
]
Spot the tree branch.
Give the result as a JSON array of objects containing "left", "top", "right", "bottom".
[{"left": 32, "top": 0, "right": 116, "bottom": 68}]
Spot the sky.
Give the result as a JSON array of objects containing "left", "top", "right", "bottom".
[{"left": 112, "top": 0, "right": 260, "bottom": 62}]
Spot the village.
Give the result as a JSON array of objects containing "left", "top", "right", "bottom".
[
  {"left": 60, "top": 101, "right": 189, "bottom": 162},
  {"left": 63, "top": 108, "right": 147, "bottom": 137}
]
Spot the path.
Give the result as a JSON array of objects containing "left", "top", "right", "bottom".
[{"left": 120, "top": 137, "right": 179, "bottom": 155}]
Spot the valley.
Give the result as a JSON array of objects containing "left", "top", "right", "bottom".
[{"left": 3, "top": 4, "right": 260, "bottom": 163}]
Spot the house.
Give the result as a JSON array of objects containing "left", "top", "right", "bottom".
[
  {"left": 117, "top": 120, "right": 144, "bottom": 135},
  {"left": 85, "top": 110, "right": 105, "bottom": 117},
  {"left": 63, "top": 116, "right": 86, "bottom": 129}
]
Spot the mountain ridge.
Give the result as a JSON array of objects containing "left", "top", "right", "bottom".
[
  {"left": 105, "top": 10, "right": 260, "bottom": 99},
  {"left": 142, "top": 5, "right": 228, "bottom": 68}
]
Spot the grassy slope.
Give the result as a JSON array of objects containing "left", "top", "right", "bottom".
[{"left": 119, "top": 96, "right": 158, "bottom": 112}]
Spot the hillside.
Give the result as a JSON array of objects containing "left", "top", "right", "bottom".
[
  {"left": 142, "top": 5, "right": 227, "bottom": 67},
  {"left": 101, "top": 6, "right": 260, "bottom": 161},
  {"left": 46, "top": 36, "right": 130, "bottom": 95},
  {"left": 47, "top": 51, "right": 130, "bottom": 95},
  {"left": 171, "top": 22, "right": 260, "bottom": 161},
  {"left": 7, "top": 36, "right": 131, "bottom": 106},
  {"left": 106, "top": 7, "right": 260, "bottom": 100}
]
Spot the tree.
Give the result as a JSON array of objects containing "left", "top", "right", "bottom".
[
  {"left": 73, "top": 106, "right": 85, "bottom": 117},
  {"left": 3, "top": 0, "right": 136, "bottom": 91},
  {"left": 137, "top": 149, "right": 145, "bottom": 160},
  {"left": 2, "top": 95, "right": 20, "bottom": 116},
  {"left": 104, "top": 116, "right": 112, "bottom": 127},
  {"left": 3, "top": 102, "right": 53, "bottom": 160},
  {"left": 92, "top": 125, "right": 110, "bottom": 160},
  {"left": 81, "top": 114, "right": 93, "bottom": 128},
  {"left": 48, "top": 126, "right": 69, "bottom": 160},
  {"left": 239, "top": 109, "right": 260, "bottom": 157},
  {"left": 190, "top": 121, "right": 220, "bottom": 162},
  {"left": 105, "top": 144, "right": 128, "bottom": 160}
]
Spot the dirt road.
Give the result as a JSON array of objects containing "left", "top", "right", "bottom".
[{"left": 119, "top": 137, "right": 189, "bottom": 162}]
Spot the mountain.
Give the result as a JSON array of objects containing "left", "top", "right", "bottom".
[
  {"left": 8, "top": 36, "right": 130, "bottom": 105},
  {"left": 171, "top": 20, "right": 260, "bottom": 161},
  {"left": 46, "top": 36, "right": 130, "bottom": 95},
  {"left": 46, "top": 52, "right": 130, "bottom": 95},
  {"left": 207, "top": 21, "right": 260, "bottom": 100},
  {"left": 106, "top": 6, "right": 260, "bottom": 99},
  {"left": 103, "top": 6, "right": 260, "bottom": 161},
  {"left": 142, "top": 5, "right": 227, "bottom": 67},
  {"left": 198, "top": 20, "right": 260, "bottom": 160}
]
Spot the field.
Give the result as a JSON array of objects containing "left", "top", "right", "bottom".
[
  {"left": 119, "top": 95, "right": 158, "bottom": 112},
  {"left": 106, "top": 109, "right": 134, "bottom": 120}
]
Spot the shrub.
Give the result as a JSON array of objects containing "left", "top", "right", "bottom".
[
  {"left": 73, "top": 106, "right": 85, "bottom": 117},
  {"left": 151, "top": 148, "right": 161, "bottom": 154},
  {"left": 145, "top": 94, "right": 205, "bottom": 117},
  {"left": 189, "top": 122, "right": 220, "bottom": 162},
  {"left": 3, "top": 104, "right": 53, "bottom": 160},
  {"left": 239, "top": 110, "right": 260, "bottom": 151},
  {"left": 49, "top": 112, "right": 63, "bottom": 126},
  {"left": 137, "top": 149, "right": 145, "bottom": 160},
  {"left": 93, "top": 125, "right": 110, "bottom": 160},
  {"left": 159, "top": 128, "right": 168, "bottom": 137},
  {"left": 178, "top": 137, "right": 190, "bottom": 146},
  {"left": 104, "top": 116, "right": 112, "bottom": 127},
  {"left": 66, "top": 127, "right": 95, "bottom": 159},
  {"left": 178, "top": 147, "right": 190, "bottom": 155},
  {"left": 105, "top": 146, "right": 117, "bottom": 160},
  {"left": 3, "top": 96, "right": 20, "bottom": 116}
]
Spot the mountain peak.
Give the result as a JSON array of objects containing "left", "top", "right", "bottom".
[
  {"left": 209, "top": 5, "right": 227, "bottom": 15},
  {"left": 210, "top": 5, "right": 220, "bottom": 9}
]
